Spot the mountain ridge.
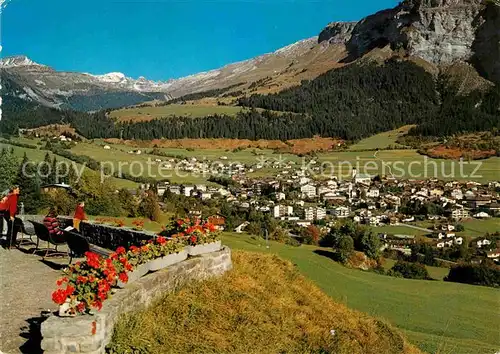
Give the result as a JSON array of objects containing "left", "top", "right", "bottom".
[{"left": 0, "top": 0, "right": 497, "bottom": 116}]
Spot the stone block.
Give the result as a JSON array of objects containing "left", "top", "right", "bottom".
[{"left": 40, "top": 338, "right": 62, "bottom": 352}]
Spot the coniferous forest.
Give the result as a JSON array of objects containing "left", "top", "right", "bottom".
[{"left": 1, "top": 60, "right": 498, "bottom": 141}]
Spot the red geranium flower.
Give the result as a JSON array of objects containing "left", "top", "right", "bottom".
[
  {"left": 119, "top": 272, "right": 128, "bottom": 284},
  {"left": 56, "top": 277, "right": 68, "bottom": 286},
  {"left": 93, "top": 300, "right": 103, "bottom": 311},
  {"left": 116, "top": 246, "right": 126, "bottom": 255},
  {"left": 76, "top": 302, "right": 86, "bottom": 313},
  {"left": 157, "top": 236, "right": 167, "bottom": 245},
  {"left": 85, "top": 252, "right": 101, "bottom": 269},
  {"left": 190, "top": 235, "right": 197, "bottom": 244},
  {"left": 65, "top": 285, "right": 75, "bottom": 296},
  {"left": 52, "top": 289, "right": 68, "bottom": 305}
]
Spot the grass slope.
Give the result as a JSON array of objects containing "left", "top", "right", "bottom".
[
  {"left": 316, "top": 149, "right": 499, "bottom": 183},
  {"left": 109, "top": 251, "right": 420, "bottom": 354},
  {"left": 220, "top": 233, "right": 500, "bottom": 354},
  {"left": 348, "top": 126, "right": 414, "bottom": 151},
  {"left": 110, "top": 104, "right": 247, "bottom": 122},
  {"left": 73, "top": 140, "right": 499, "bottom": 184}
]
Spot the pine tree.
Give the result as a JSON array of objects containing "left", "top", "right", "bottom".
[
  {"left": 40, "top": 152, "right": 53, "bottom": 186},
  {"left": 16, "top": 153, "right": 43, "bottom": 214},
  {"left": 0, "top": 148, "right": 19, "bottom": 192}
]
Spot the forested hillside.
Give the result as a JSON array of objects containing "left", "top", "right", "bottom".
[
  {"left": 238, "top": 60, "right": 439, "bottom": 140},
  {"left": 2, "top": 60, "right": 498, "bottom": 141},
  {"left": 409, "top": 82, "right": 500, "bottom": 136}
]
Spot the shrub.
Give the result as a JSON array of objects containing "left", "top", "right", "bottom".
[
  {"left": 388, "top": 261, "right": 430, "bottom": 280},
  {"left": 445, "top": 262, "right": 500, "bottom": 288},
  {"left": 302, "top": 225, "right": 320, "bottom": 245}
]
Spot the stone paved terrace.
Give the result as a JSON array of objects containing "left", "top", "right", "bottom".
[{"left": 0, "top": 239, "right": 69, "bottom": 353}]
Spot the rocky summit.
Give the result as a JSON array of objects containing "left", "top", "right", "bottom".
[{"left": 319, "top": 0, "right": 499, "bottom": 84}]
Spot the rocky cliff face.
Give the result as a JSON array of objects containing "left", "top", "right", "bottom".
[
  {"left": 318, "top": 22, "right": 357, "bottom": 44},
  {"left": 318, "top": 0, "right": 499, "bottom": 84},
  {"left": 345, "top": 0, "right": 484, "bottom": 63},
  {"left": 471, "top": 2, "right": 500, "bottom": 84}
]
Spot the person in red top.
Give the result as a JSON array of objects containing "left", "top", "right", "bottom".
[
  {"left": 0, "top": 192, "right": 10, "bottom": 236},
  {"left": 73, "top": 201, "right": 87, "bottom": 231},
  {"left": 43, "top": 208, "right": 63, "bottom": 237},
  {"left": 2, "top": 186, "right": 22, "bottom": 248}
]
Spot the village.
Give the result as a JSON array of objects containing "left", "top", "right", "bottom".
[{"left": 132, "top": 154, "right": 500, "bottom": 265}]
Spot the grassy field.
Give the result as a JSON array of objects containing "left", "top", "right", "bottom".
[
  {"left": 348, "top": 126, "right": 414, "bottom": 151},
  {"left": 4, "top": 138, "right": 499, "bottom": 185},
  {"left": 75, "top": 140, "right": 500, "bottom": 184},
  {"left": 70, "top": 142, "right": 231, "bottom": 185},
  {"left": 457, "top": 218, "right": 500, "bottom": 238},
  {"left": 110, "top": 104, "right": 248, "bottom": 122},
  {"left": 220, "top": 232, "right": 500, "bottom": 354},
  {"left": 0, "top": 142, "right": 137, "bottom": 189},
  {"left": 100, "top": 140, "right": 298, "bottom": 165},
  {"left": 316, "top": 149, "right": 499, "bottom": 183},
  {"left": 411, "top": 218, "right": 500, "bottom": 238},
  {"left": 372, "top": 225, "right": 430, "bottom": 237}
]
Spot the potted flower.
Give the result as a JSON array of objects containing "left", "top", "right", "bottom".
[
  {"left": 52, "top": 251, "right": 129, "bottom": 315},
  {"left": 131, "top": 219, "right": 145, "bottom": 231},
  {"left": 116, "top": 244, "right": 152, "bottom": 288},
  {"left": 113, "top": 219, "right": 125, "bottom": 228},
  {"left": 173, "top": 218, "right": 221, "bottom": 256},
  {"left": 147, "top": 236, "right": 187, "bottom": 271}
]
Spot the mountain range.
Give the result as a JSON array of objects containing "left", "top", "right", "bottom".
[{"left": 1, "top": 0, "right": 498, "bottom": 121}]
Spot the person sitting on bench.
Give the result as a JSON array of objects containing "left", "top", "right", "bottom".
[{"left": 43, "top": 208, "right": 64, "bottom": 237}]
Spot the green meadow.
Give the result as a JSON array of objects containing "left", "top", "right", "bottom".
[
  {"left": 220, "top": 232, "right": 500, "bottom": 354},
  {"left": 109, "top": 104, "right": 247, "bottom": 121},
  {"left": 316, "top": 149, "right": 499, "bottom": 183},
  {"left": 348, "top": 125, "right": 414, "bottom": 151}
]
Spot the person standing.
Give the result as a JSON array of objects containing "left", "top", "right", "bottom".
[
  {"left": 73, "top": 201, "right": 87, "bottom": 231},
  {"left": 0, "top": 193, "right": 10, "bottom": 236},
  {"left": 4, "top": 186, "right": 21, "bottom": 248}
]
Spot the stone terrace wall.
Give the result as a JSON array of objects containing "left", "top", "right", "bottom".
[{"left": 41, "top": 247, "right": 232, "bottom": 354}]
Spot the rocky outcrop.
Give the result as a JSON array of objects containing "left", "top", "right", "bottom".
[
  {"left": 345, "top": 0, "right": 485, "bottom": 63},
  {"left": 318, "top": 21, "right": 357, "bottom": 44},
  {"left": 335, "top": 0, "right": 500, "bottom": 84},
  {"left": 471, "top": 2, "right": 500, "bottom": 84}
]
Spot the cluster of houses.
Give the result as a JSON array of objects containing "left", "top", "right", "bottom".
[{"left": 134, "top": 162, "right": 499, "bottom": 261}]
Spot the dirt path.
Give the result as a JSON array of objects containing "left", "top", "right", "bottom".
[{"left": 0, "top": 245, "right": 64, "bottom": 353}]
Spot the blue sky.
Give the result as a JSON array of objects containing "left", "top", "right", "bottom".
[{"left": 2, "top": 0, "right": 399, "bottom": 80}]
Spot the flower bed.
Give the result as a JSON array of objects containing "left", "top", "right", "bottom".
[{"left": 52, "top": 218, "right": 221, "bottom": 315}]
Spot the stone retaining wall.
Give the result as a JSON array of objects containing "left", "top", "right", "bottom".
[{"left": 40, "top": 247, "right": 232, "bottom": 354}]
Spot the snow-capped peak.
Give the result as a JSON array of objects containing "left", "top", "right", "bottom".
[
  {"left": 0, "top": 55, "right": 41, "bottom": 68},
  {"left": 91, "top": 72, "right": 127, "bottom": 83}
]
